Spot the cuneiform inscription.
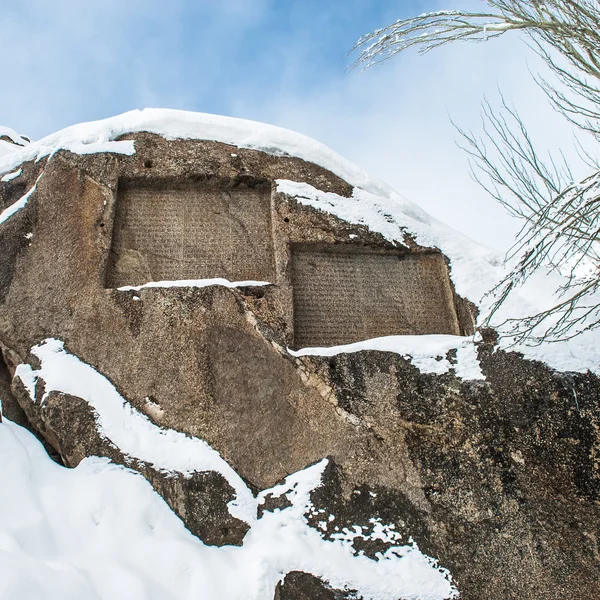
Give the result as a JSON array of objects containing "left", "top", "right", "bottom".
[
  {"left": 292, "top": 248, "right": 460, "bottom": 347},
  {"left": 106, "top": 183, "right": 275, "bottom": 287}
]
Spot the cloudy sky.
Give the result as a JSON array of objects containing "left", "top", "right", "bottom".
[{"left": 0, "top": 0, "right": 590, "bottom": 250}]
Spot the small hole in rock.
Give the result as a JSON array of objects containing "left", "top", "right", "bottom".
[
  {"left": 283, "top": 217, "right": 290, "bottom": 223},
  {"left": 144, "top": 159, "right": 153, "bottom": 168},
  {"left": 99, "top": 223, "right": 105, "bottom": 228}
]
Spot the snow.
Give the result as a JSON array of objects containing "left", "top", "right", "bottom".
[
  {"left": 1, "top": 168, "right": 21, "bottom": 182},
  {"left": 0, "top": 109, "right": 387, "bottom": 199},
  {"left": 482, "top": 22, "right": 515, "bottom": 34},
  {"left": 0, "top": 125, "right": 29, "bottom": 147},
  {"left": 0, "top": 107, "right": 597, "bottom": 373},
  {"left": 330, "top": 519, "right": 404, "bottom": 549},
  {"left": 4, "top": 339, "right": 457, "bottom": 600},
  {"left": 0, "top": 127, "right": 29, "bottom": 159},
  {"left": 15, "top": 338, "right": 255, "bottom": 524},
  {"left": 288, "top": 335, "right": 484, "bottom": 380},
  {"left": 0, "top": 174, "right": 42, "bottom": 226},
  {"left": 118, "top": 279, "right": 271, "bottom": 292}
]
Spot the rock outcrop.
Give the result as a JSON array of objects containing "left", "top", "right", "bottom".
[{"left": 0, "top": 113, "right": 598, "bottom": 600}]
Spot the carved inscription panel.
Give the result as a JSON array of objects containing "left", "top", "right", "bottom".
[
  {"left": 106, "top": 183, "right": 275, "bottom": 287},
  {"left": 292, "top": 248, "right": 460, "bottom": 347}
]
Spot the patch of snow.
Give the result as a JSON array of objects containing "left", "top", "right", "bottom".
[
  {"left": 1, "top": 168, "right": 22, "bottom": 182},
  {"left": 6, "top": 340, "right": 458, "bottom": 600},
  {"left": 289, "top": 335, "right": 484, "bottom": 380},
  {"left": 0, "top": 127, "right": 29, "bottom": 158},
  {"left": 330, "top": 518, "right": 404, "bottom": 549},
  {"left": 482, "top": 21, "right": 516, "bottom": 34},
  {"left": 117, "top": 279, "right": 271, "bottom": 292},
  {"left": 0, "top": 125, "right": 29, "bottom": 147},
  {"left": 0, "top": 174, "right": 42, "bottom": 226}
]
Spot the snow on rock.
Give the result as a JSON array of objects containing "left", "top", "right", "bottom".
[
  {"left": 0, "top": 126, "right": 30, "bottom": 159},
  {"left": 0, "top": 108, "right": 597, "bottom": 373},
  {"left": 0, "top": 125, "right": 29, "bottom": 146},
  {"left": 288, "top": 334, "right": 484, "bottom": 380},
  {"left": 0, "top": 174, "right": 42, "bottom": 226},
  {"left": 1, "top": 168, "right": 22, "bottom": 182},
  {"left": 118, "top": 279, "right": 272, "bottom": 292},
  {"left": 0, "top": 109, "right": 388, "bottom": 198},
  {"left": 15, "top": 338, "right": 256, "bottom": 524},
  {"left": 5, "top": 340, "right": 457, "bottom": 600}
]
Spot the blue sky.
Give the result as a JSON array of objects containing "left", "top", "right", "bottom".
[
  {"left": 0, "top": 0, "right": 587, "bottom": 250},
  {"left": 1, "top": 0, "right": 410, "bottom": 134}
]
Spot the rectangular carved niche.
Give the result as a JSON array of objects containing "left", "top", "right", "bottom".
[
  {"left": 292, "top": 245, "right": 461, "bottom": 348},
  {"left": 105, "top": 181, "right": 275, "bottom": 287}
]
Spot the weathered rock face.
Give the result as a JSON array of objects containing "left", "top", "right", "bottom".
[
  {"left": 306, "top": 343, "right": 600, "bottom": 600},
  {"left": 276, "top": 572, "right": 353, "bottom": 599},
  {"left": 0, "top": 133, "right": 598, "bottom": 600}
]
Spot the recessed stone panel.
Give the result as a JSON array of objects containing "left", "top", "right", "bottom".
[
  {"left": 106, "top": 182, "right": 275, "bottom": 287},
  {"left": 292, "top": 247, "right": 460, "bottom": 347}
]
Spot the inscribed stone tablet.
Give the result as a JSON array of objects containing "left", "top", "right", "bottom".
[
  {"left": 106, "top": 183, "right": 275, "bottom": 287},
  {"left": 292, "top": 247, "right": 460, "bottom": 347}
]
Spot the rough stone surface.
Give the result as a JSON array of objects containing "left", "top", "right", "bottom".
[
  {"left": 106, "top": 180, "right": 275, "bottom": 286},
  {"left": 0, "top": 353, "right": 26, "bottom": 431},
  {"left": 0, "top": 135, "right": 598, "bottom": 599},
  {"left": 292, "top": 246, "right": 460, "bottom": 346},
  {"left": 275, "top": 572, "right": 357, "bottom": 600},
  {"left": 307, "top": 342, "right": 600, "bottom": 600}
]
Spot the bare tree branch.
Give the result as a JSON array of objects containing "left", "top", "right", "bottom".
[{"left": 353, "top": 1, "right": 600, "bottom": 343}]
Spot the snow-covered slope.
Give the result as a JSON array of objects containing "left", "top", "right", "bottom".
[
  {"left": 0, "top": 338, "right": 456, "bottom": 600},
  {"left": 1, "top": 108, "right": 597, "bottom": 373}
]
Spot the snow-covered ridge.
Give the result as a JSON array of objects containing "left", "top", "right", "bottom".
[
  {"left": 8, "top": 338, "right": 457, "bottom": 600},
  {"left": 0, "top": 108, "right": 394, "bottom": 198}
]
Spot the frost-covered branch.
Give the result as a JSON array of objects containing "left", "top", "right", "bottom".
[
  {"left": 352, "top": 2, "right": 600, "bottom": 68},
  {"left": 455, "top": 95, "right": 600, "bottom": 342},
  {"left": 351, "top": 9, "right": 524, "bottom": 67},
  {"left": 352, "top": 1, "right": 600, "bottom": 137}
]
